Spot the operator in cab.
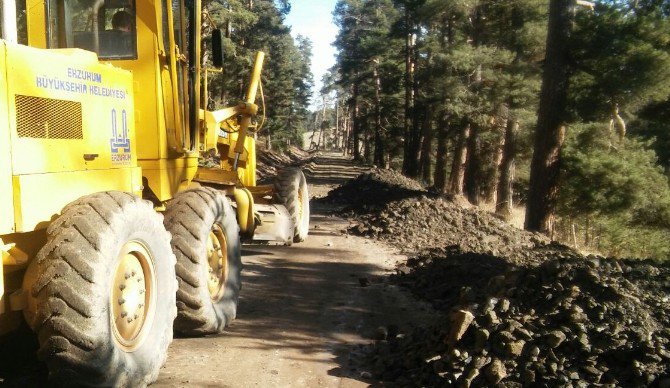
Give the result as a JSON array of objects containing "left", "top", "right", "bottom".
[
  {"left": 104, "top": 8, "right": 135, "bottom": 58},
  {"left": 112, "top": 10, "right": 133, "bottom": 33}
]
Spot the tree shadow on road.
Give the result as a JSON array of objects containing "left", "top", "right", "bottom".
[{"left": 226, "top": 247, "right": 397, "bottom": 354}]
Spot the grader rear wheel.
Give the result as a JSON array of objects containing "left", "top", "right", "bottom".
[
  {"left": 275, "top": 168, "right": 310, "bottom": 243},
  {"left": 164, "top": 187, "right": 242, "bottom": 335},
  {"left": 26, "top": 192, "right": 177, "bottom": 387}
]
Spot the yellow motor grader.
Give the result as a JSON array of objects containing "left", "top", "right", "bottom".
[{"left": 0, "top": 0, "right": 310, "bottom": 385}]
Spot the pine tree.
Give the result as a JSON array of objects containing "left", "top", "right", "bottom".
[
  {"left": 329, "top": 0, "right": 670, "bottom": 256},
  {"left": 525, "top": 0, "right": 572, "bottom": 233}
]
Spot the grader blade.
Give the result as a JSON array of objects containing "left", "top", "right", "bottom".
[{"left": 252, "top": 204, "right": 294, "bottom": 244}]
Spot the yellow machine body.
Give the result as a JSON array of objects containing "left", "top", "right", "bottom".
[
  {"left": 19, "top": 0, "right": 260, "bottom": 200},
  {"left": 0, "top": 42, "right": 140, "bottom": 235},
  {"left": 0, "top": 40, "right": 140, "bottom": 329},
  {"left": 0, "top": 0, "right": 280, "bottom": 328}
]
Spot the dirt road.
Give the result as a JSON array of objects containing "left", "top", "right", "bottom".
[
  {"left": 0, "top": 154, "right": 435, "bottom": 387},
  {"left": 154, "top": 154, "right": 436, "bottom": 387}
]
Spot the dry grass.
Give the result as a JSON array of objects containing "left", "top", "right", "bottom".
[
  {"left": 478, "top": 201, "right": 526, "bottom": 230},
  {"left": 477, "top": 201, "right": 607, "bottom": 257}
]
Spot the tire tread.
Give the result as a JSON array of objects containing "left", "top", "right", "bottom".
[
  {"left": 30, "top": 192, "right": 176, "bottom": 386},
  {"left": 165, "top": 187, "right": 241, "bottom": 335}
]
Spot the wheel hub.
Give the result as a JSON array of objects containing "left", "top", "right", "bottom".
[
  {"left": 207, "top": 224, "right": 228, "bottom": 301},
  {"left": 111, "top": 241, "right": 156, "bottom": 352}
]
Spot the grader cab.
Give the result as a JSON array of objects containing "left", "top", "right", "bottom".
[{"left": 0, "top": 0, "right": 310, "bottom": 385}]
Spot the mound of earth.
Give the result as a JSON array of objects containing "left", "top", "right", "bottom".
[
  {"left": 348, "top": 195, "right": 550, "bottom": 262},
  {"left": 321, "top": 168, "right": 548, "bottom": 260},
  {"left": 325, "top": 169, "right": 670, "bottom": 386},
  {"left": 354, "top": 251, "right": 670, "bottom": 387},
  {"left": 319, "top": 168, "right": 425, "bottom": 211}
]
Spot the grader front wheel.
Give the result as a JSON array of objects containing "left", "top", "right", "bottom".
[
  {"left": 111, "top": 241, "right": 156, "bottom": 352},
  {"left": 275, "top": 168, "right": 310, "bottom": 243},
  {"left": 26, "top": 192, "right": 177, "bottom": 387},
  {"left": 164, "top": 187, "right": 242, "bottom": 335}
]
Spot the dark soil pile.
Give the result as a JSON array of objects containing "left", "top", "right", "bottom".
[
  {"left": 319, "top": 168, "right": 425, "bottom": 212},
  {"left": 348, "top": 195, "right": 550, "bottom": 262},
  {"left": 322, "top": 169, "right": 549, "bottom": 261},
  {"left": 198, "top": 144, "right": 310, "bottom": 183},
  {"left": 356, "top": 251, "right": 670, "bottom": 387},
  {"left": 324, "top": 170, "right": 670, "bottom": 386}
]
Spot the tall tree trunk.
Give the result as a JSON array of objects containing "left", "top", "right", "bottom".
[
  {"left": 310, "top": 108, "right": 320, "bottom": 148},
  {"left": 335, "top": 100, "right": 340, "bottom": 150},
  {"left": 433, "top": 17, "right": 453, "bottom": 192},
  {"left": 342, "top": 112, "right": 349, "bottom": 155},
  {"left": 449, "top": 122, "right": 470, "bottom": 195},
  {"left": 321, "top": 96, "right": 327, "bottom": 149},
  {"left": 434, "top": 116, "right": 450, "bottom": 192},
  {"left": 374, "top": 128, "right": 385, "bottom": 167},
  {"left": 352, "top": 82, "right": 361, "bottom": 160},
  {"left": 525, "top": 0, "right": 572, "bottom": 234},
  {"left": 464, "top": 122, "right": 481, "bottom": 205},
  {"left": 363, "top": 116, "right": 372, "bottom": 163},
  {"left": 345, "top": 121, "right": 352, "bottom": 156},
  {"left": 409, "top": 34, "right": 422, "bottom": 178},
  {"left": 488, "top": 117, "right": 506, "bottom": 204},
  {"left": 496, "top": 120, "right": 518, "bottom": 219},
  {"left": 419, "top": 109, "right": 434, "bottom": 184},
  {"left": 373, "top": 62, "right": 385, "bottom": 167},
  {"left": 461, "top": 5, "right": 483, "bottom": 203},
  {"left": 405, "top": 105, "right": 421, "bottom": 177},
  {"left": 402, "top": 7, "right": 416, "bottom": 176}
]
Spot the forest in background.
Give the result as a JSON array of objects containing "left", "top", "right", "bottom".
[
  {"left": 199, "top": 0, "right": 670, "bottom": 258},
  {"left": 305, "top": 0, "right": 670, "bottom": 258},
  {"left": 202, "top": 0, "right": 314, "bottom": 151}
]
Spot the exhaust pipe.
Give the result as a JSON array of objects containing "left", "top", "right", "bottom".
[{"left": 2, "top": 0, "right": 18, "bottom": 43}]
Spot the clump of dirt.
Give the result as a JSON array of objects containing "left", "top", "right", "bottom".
[
  {"left": 319, "top": 168, "right": 425, "bottom": 212},
  {"left": 354, "top": 251, "right": 670, "bottom": 386}
]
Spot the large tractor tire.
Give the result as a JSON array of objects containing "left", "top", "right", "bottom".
[
  {"left": 275, "top": 168, "right": 310, "bottom": 243},
  {"left": 26, "top": 192, "right": 177, "bottom": 387},
  {"left": 164, "top": 187, "right": 242, "bottom": 335}
]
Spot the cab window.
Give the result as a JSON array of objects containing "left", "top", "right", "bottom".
[{"left": 47, "top": 0, "right": 137, "bottom": 60}]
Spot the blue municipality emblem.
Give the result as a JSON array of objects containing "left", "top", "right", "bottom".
[{"left": 110, "top": 109, "right": 131, "bottom": 153}]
